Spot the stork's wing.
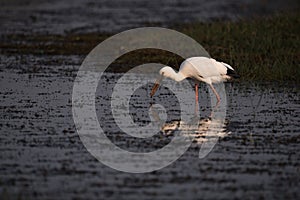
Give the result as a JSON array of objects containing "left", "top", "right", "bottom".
[{"left": 180, "top": 57, "right": 224, "bottom": 79}]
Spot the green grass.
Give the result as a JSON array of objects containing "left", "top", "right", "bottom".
[
  {"left": 1, "top": 12, "right": 299, "bottom": 82},
  {"left": 178, "top": 12, "right": 300, "bottom": 82}
]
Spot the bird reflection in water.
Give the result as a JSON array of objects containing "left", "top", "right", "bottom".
[{"left": 149, "top": 103, "right": 230, "bottom": 144}]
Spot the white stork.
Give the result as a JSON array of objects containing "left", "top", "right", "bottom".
[{"left": 150, "top": 57, "right": 239, "bottom": 103}]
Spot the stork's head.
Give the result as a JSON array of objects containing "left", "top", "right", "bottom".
[
  {"left": 150, "top": 67, "right": 175, "bottom": 97},
  {"left": 159, "top": 66, "right": 174, "bottom": 78},
  {"left": 149, "top": 68, "right": 166, "bottom": 98}
]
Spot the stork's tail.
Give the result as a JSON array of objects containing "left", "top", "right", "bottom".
[
  {"left": 221, "top": 62, "right": 240, "bottom": 79},
  {"left": 226, "top": 67, "right": 240, "bottom": 79}
]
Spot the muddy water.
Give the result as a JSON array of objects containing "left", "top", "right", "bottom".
[{"left": 0, "top": 54, "right": 299, "bottom": 199}]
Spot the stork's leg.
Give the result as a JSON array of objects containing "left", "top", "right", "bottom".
[
  {"left": 209, "top": 83, "right": 221, "bottom": 103},
  {"left": 195, "top": 83, "right": 199, "bottom": 114},
  {"left": 195, "top": 83, "right": 199, "bottom": 103}
]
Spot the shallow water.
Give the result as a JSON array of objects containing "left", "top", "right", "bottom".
[
  {"left": 0, "top": 55, "right": 299, "bottom": 199},
  {"left": 0, "top": 0, "right": 298, "bottom": 34}
]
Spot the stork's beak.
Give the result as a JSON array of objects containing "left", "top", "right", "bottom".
[{"left": 150, "top": 75, "right": 163, "bottom": 97}]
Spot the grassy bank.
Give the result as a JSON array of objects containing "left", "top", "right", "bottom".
[
  {"left": 1, "top": 12, "right": 299, "bottom": 82},
  {"left": 179, "top": 12, "right": 300, "bottom": 82}
]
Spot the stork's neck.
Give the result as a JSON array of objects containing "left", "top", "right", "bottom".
[{"left": 167, "top": 69, "right": 186, "bottom": 82}]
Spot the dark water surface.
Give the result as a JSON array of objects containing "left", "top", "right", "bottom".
[
  {"left": 0, "top": 0, "right": 298, "bottom": 34},
  {"left": 1, "top": 1, "right": 299, "bottom": 199},
  {"left": 0, "top": 54, "right": 299, "bottom": 199}
]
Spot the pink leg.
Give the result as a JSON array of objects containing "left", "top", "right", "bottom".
[
  {"left": 209, "top": 83, "right": 221, "bottom": 104},
  {"left": 195, "top": 83, "right": 199, "bottom": 103},
  {"left": 195, "top": 83, "right": 199, "bottom": 114}
]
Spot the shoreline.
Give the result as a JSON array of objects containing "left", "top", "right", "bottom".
[{"left": 1, "top": 12, "right": 299, "bottom": 82}]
